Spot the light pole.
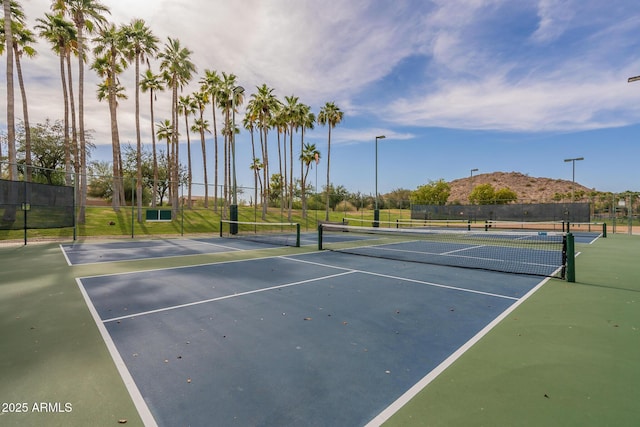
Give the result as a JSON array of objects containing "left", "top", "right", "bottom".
[
  {"left": 230, "top": 85, "right": 244, "bottom": 234},
  {"left": 374, "top": 135, "right": 386, "bottom": 227},
  {"left": 470, "top": 168, "right": 478, "bottom": 178},
  {"left": 629, "top": 76, "right": 640, "bottom": 234},
  {"left": 564, "top": 157, "right": 584, "bottom": 202}
]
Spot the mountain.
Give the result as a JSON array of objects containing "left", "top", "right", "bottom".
[{"left": 446, "top": 171, "right": 594, "bottom": 204}]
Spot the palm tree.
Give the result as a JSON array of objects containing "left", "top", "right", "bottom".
[
  {"left": 177, "top": 94, "right": 196, "bottom": 208},
  {"left": 200, "top": 69, "right": 221, "bottom": 212},
  {"left": 298, "top": 104, "right": 315, "bottom": 218},
  {"left": 217, "top": 72, "right": 240, "bottom": 216},
  {"left": 250, "top": 84, "right": 279, "bottom": 219},
  {"left": 250, "top": 157, "right": 263, "bottom": 213},
  {"left": 140, "top": 69, "right": 164, "bottom": 207},
  {"left": 192, "top": 116, "right": 211, "bottom": 207},
  {"left": 283, "top": 95, "right": 300, "bottom": 220},
  {"left": 272, "top": 107, "right": 287, "bottom": 215},
  {"left": 93, "top": 23, "right": 127, "bottom": 210},
  {"left": 52, "top": 0, "right": 110, "bottom": 224},
  {"left": 300, "top": 142, "right": 320, "bottom": 217},
  {"left": 243, "top": 109, "right": 259, "bottom": 216},
  {"left": 158, "top": 37, "right": 196, "bottom": 217},
  {"left": 3, "top": 0, "right": 16, "bottom": 182},
  {"left": 1, "top": 4, "right": 36, "bottom": 182},
  {"left": 121, "top": 18, "right": 158, "bottom": 222},
  {"left": 191, "top": 90, "right": 210, "bottom": 208},
  {"left": 35, "top": 13, "right": 77, "bottom": 186},
  {"left": 155, "top": 119, "right": 173, "bottom": 206},
  {"left": 317, "top": 101, "right": 343, "bottom": 220}
]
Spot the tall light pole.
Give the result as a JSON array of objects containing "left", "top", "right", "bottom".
[
  {"left": 564, "top": 157, "right": 584, "bottom": 202},
  {"left": 470, "top": 168, "right": 478, "bottom": 179},
  {"left": 230, "top": 85, "right": 244, "bottom": 234},
  {"left": 629, "top": 76, "right": 640, "bottom": 234},
  {"left": 374, "top": 135, "right": 386, "bottom": 227}
]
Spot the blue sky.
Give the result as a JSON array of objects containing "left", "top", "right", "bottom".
[{"left": 5, "top": 0, "right": 640, "bottom": 198}]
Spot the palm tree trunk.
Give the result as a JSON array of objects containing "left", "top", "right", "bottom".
[
  {"left": 150, "top": 90, "right": 158, "bottom": 208},
  {"left": 14, "top": 49, "right": 32, "bottom": 182},
  {"left": 135, "top": 55, "right": 143, "bottom": 222},
  {"left": 66, "top": 52, "right": 79, "bottom": 194},
  {"left": 60, "top": 50, "right": 72, "bottom": 186},
  {"left": 4, "top": 0, "right": 17, "bottom": 181},
  {"left": 326, "top": 127, "right": 332, "bottom": 221},
  {"left": 184, "top": 112, "right": 192, "bottom": 209},
  {"left": 2, "top": 0, "right": 17, "bottom": 223},
  {"left": 77, "top": 24, "right": 87, "bottom": 224}
]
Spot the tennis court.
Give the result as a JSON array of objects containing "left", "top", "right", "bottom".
[
  {"left": 75, "top": 224, "right": 565, "bottom": 426},
  {"left": 1, "top": 222, "right": 638, "bottom": 427}
]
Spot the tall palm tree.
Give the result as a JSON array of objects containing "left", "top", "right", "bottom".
[
  {"left": 192, "top": 116, "right": 211, "bottom": 207},
  {"left": 300, "top": 142, "right": 320, "bottom": 217},
  {"left": 158, "top": 37, "right": 196, "bottom": 217},
  {"left": 243, "top": 109, "right": 260, "bottom": 216},
  {"left": 35, "top": 12, "right": 77, "bottom": 186},
  {"left": 298, "top": 104, "right": 315, "bottom": 218},
  {"left": 1, "top": 4, "right": 36, "bottom": 181},
  {"left": 217, "top": 72, "right": 240, "bottom": 216},
  {"left": 317, "top": 101, "right": 343, "bottom": 220},
  {"left": 250, "top": 84, "right": 279, "bottom": 219},
  {"left": 121, "top": 18, "right": 158, "bottom": 221},
  {"left": 92, "top": 22, "right": 127, "bottom": 210},
  {"left": 191, "top": 90, "right": 210, "bottom": 208},
  {"left": 200, "top": 69, "right": 221, "bottom": 211},
  {"left": 140, "top": 69, "right": 164, "bottom": 207},
  {"left": 52, "top": 0, "right": 110, "bottom": 224},
  {"left": 177, "top": 94, "right": 196, "bottom": 208},
  {"left": 272, "top": 107, "right": 287, "bottom": 215},
  {"left": 155, "top": 119, "right": 173, "bottom": 206},
  {"left": 3, "top": 0, "right": 16, "bottom": 182},
  {"left": 283, "top": 95, "right": 300, "bottom": 220},
  {"left": 250, "top": 157, "right": 263, "bottom": 213}
]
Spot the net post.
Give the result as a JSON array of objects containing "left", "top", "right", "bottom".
[
  {"left": 467, "top": 219, "right": 471, "bottom": 231},
  {"left": 566, "top": 221, "right": 570, "bottom": 233},
  {"left": 230, "top": 205, "right": 239, "bottom": 234},
  {"left": 484, "top": 220, "right": 489, "bottom": 231},
  {"left": 566, "top": 232, "right": 575, "bottom": 282},
  {"left": 219, "top": 221, "right": 223, "bottom": 238},
  {"left": 602, "top": 222, "right": 607, "bottom": 238},
  {"left": 318, "top": 224, "right": 323, "bottom": 250},
  {"left": 295, "top": 223, "right": 301, "bottom": 247}
]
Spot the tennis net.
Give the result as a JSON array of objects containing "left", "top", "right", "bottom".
[
  {"left": 318, "top": 223, "right": 572, "bottom": 279},
  {"left": 343, "top": 217, "right": 472, "bottom": 230},
  {"left": 220, "top": 220, "right": 301, "bottom": 247}
]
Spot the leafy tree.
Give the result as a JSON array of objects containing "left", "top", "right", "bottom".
[
  {"left": 385, "top": 188, "right": 412, "bottom": 209},
  {"left": 468, "top": 183, "right": 495, "bottom": 205},
  {"left": 411, "top": 180, "right": 450, "bottom": 205},
  {"left": 494, "top": 187, "right": 518, "bottom": 204}
]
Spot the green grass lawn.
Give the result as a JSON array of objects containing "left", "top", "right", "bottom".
[{"left": 0, "top": 204, "right": 414, "bottom": 243}]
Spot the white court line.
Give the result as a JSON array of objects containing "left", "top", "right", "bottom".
[
  {"left": 100, "top": 270, "right": 356, "bottom": 323},
  {"left": 364, "top": 274, "right": 553, "bottom": 427},
  {"left": 59, "top": 244, "right": 73, "bottom": 266},
  {"left": 282, "top": 256, "right": 519, "bottom": 301},
  {"left": 76, "top": 278, "right": 158, "bottom": 427}
]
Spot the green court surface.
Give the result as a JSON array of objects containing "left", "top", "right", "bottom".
[{"left": 0, "top": 234, "right": 638, "bottom": 427}]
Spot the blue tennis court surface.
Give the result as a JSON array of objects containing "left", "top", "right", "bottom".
[{"left": 77, "top": 246, "right": 552, "bottom": 426}]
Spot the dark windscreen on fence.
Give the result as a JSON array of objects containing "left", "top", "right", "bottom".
[
  {"left": 411, "top": 203, "right": 590, "bottom": 223},
  {"left": 0, "top": 179, "right": 74, "bottom": 230}
]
